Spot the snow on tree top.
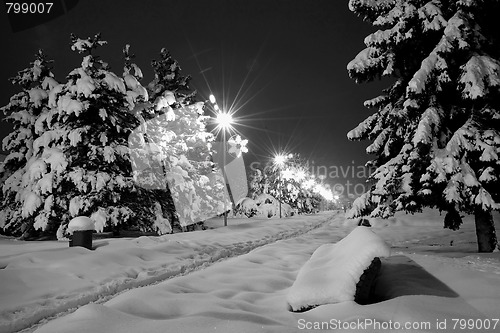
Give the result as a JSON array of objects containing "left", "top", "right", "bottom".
[
  {"left": 460, "top": 55, "right": 500, "bottom": 100},
  {"left": 42, "top": 77, "right": 58, "bottom": 90},
  {"left": 103, "top": 72, "right": 126, "bottom": 94},
  {"left": 418, "top": 2, "right": 447, "bottom": 32},
  {"left": 348, "top": 0, "right": 394, "bottom": 16},
  {"left": 28, "top": 88, "right": 48, "bottom": 108},
  {"left": 443, "top": 13, "right": 469, "bottom": 50},
  {"left": 347, "top": 48, "right": 373, "bottom": 73},
  {"left": 70, "top": 35, "right": 107, "bottom": 53}
]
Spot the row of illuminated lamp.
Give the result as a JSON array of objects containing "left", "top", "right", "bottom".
[
  {"left": 208, "top": 94, "right": 337, "bottom": 203},
  {"left": 273, "top": 153, "right": 338, "bottom": 202}
]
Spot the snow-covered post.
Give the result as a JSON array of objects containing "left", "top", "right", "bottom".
[{"left": 67, "top": 216, "right": 94, "bottom": 250}]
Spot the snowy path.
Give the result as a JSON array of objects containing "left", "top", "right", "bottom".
[
  {"left": 3, "top": 210, "right": 500, "bottom": 333},
  {"left": 28, "top": 211, "right": 500, "bottom": 333},
  {"left": 0, "top": 213, "right": 335, "bottom": 333},
  {"left": 32, "top": 213, "right": 351, "bottom": 333}
]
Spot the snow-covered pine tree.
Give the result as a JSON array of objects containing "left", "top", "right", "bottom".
[
  {"left": 140, "top": 48, "right": 227, "bottom": 230},
  {"left": 248, "top": 168, "right": 265, "bottom": 199},
  {"left": 122, "top": 44, "right": 173, "bottom": 235},
  {"left": 346, "top": 0, "right": 500, "bottom": 252},
  {"left": 0, "top": 50, "right": 56, "bottom": 237},
  {"left": 52, "top": 33, "right": 153, "bottom": 237},
  {"left": 1, "top": 34, "right": 158, "bottom": 239},
  {"left": 251, "top": 156, "right": 319, "bottom": 215}
]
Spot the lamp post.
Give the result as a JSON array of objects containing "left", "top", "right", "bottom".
[
  {"left": 274, "top": 153, "right": 287, "bottom": 218},
  {"left": 210, "top": 94, "right": 233, "bottom": 226}
]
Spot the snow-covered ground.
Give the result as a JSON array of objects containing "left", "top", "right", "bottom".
[{"left": 1, "top": 210, "right": 500, "bottom": 333}]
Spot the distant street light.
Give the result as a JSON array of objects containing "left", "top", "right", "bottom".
[{"left": 274, "top": 153, "right": 288, "bottom": 218}]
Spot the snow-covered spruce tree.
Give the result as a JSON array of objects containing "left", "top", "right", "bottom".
[
  {"left": 55, "top": 34, "right": 163, "bottom": 237},
  {"left": 251, "top": 157, "right": 320, "bottom": 215},
  {"left": 122, "top": 44, "right": 174, "bottom": 235},
  {"left": 0, "top": 50, "right": 57, "bottom": 237},
  {"left": 248, "top": 168, "right": 265, "bottom": 199},
  {"left": 139, "top": 48, "right": 227, "bottom": 230},
  {"left": 2, "top": 34, "right": 159, "bottom": 239},
  {"left": 346, "top": 0, "right": 500, "bottom": 252}
]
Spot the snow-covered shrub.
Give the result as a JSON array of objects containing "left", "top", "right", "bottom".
[
  {"left": 280, "top": 202, "right": 294, "bottom": 217},
  {"left": 257, "top": 203, "right": 276, "bottom": 218},
  {"left": 234, "top": 197, "right": 258, "bottom": 217},
  {"left": 254, "top": 193, "right": 277, "bottom": 206}
]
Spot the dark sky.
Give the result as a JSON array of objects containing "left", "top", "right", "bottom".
[{"left": 1, "top": 0, "right": 389, "bottom": 196}]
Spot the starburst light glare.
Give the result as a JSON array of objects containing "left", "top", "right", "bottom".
[
  {"left": 274, "top": 154, "right": 286, "bottom": 166},
  {"left": 216, "top": 112, "right": 233, "bottom": 130}
]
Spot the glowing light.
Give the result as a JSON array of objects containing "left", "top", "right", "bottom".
[
  {"left": 296, "top": 170, "right": 306, "bottom": 181},
  {"left": 274, "top": 154, "right": 287, "bottom": 166},
  {"left": 209, "top": 94, "right": 216, "bottom": 104},
  {"left": 281, "top": 168, "right": 294, "bottom": 180},
  {"left": 216, "top": 112, "right": 233, "bottom": 131}
]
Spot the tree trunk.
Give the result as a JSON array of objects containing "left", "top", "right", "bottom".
[{"left": 474, "top": 208, "right": 498, "bottom": 253}]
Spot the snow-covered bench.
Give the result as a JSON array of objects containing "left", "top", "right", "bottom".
[{"left": 287, "top": 226, "right": 391, "bottom": 311}]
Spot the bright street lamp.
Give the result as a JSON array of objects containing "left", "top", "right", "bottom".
[
  {"left": 209, "top": 93, "right": 234, "bottom": 227},
  {"left": 216, "top": 112, "right": 233, "bottom": 130},
  {"left": 274, "top": 154, "right": 286, "bottom": 166},
  {"left": 274, "top": 153, "right": 288, "bottom": 218}
]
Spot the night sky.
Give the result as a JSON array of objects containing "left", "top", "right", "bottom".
[{"left": 1, "top": 0, "right": 390, "bottom": 197}]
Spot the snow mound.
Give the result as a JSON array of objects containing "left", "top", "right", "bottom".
[
  {"left": 287, "top": 226, "right": 391, "bottom": 311},
  {"left": 67, "top": 216, "right": 95, "bottom": 234}
]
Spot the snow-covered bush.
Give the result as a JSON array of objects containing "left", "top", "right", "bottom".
[
  {"left": 257, "top": 203, "right": 276, "bottom": 218},
  {"left": 234, "top": 197, "right": 258, "bottom": 217},
  {"left": 254, "top": 193, "right": 277, "bottom": 206}
]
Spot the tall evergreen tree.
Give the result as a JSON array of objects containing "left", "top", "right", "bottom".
[
  {"left": 131, "top": 48, "right": 228, "bottom": 230},
  {"left": 0, "top": 50, "right": 56, "bottom": 237},
  {"left": 1, "top": 34, "right": 156, "bottom": 239},
  {"left": 346, "top": 0, "right": 500, "bottom": 252}
]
